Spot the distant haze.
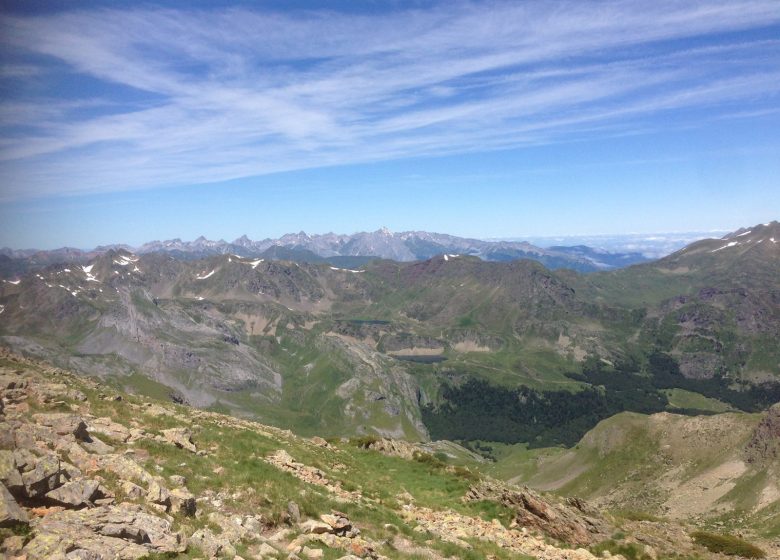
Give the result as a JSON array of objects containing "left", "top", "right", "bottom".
[{"left": 502, "top": 231, "right": 730, "bottom": 258}]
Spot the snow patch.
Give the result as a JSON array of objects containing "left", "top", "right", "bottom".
[
  {"left": 771, "top": 238, "right": 777, "bottom": 244},
  {"left": 0, "top": 305, "right": 4, "bottom": 315},
  {"left": 329, "top": 266, "right": 364, "bottom": 273},
  {"left": 196, "top": 296, "right": 204, "bottom": 301},
  {"left": 711, "top": 241, "right": 739, "bottom": 252},
  {"left": 443, "top": 255, "right": 448, "bottom": 261},
  {"left": 63, "top": 268, "right": 71, "bottom": 273},
  {"left": 736, "top": 230, "right": 752, "bottom": 237},
  {"left": 6, "top": 279, "right": 20, "bottom": 285},
  {"left": 196, "top": 269, "right": 216, "bottom": 280},
  {"left": 81, "top": 265, "right": 100, "bottom": 282},
  {"left": 246, "top": 259, "right": 264, "bottom": 269}
]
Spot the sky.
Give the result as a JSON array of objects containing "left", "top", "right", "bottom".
[{"left": 1, "top": 0, "right": 779, "bottom": 250}]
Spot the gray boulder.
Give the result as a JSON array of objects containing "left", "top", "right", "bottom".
[
  {"left": 161, "top": 427, "right": 197, "bottom": 453},
  {"left": 22, "top": 453, "right": 62, "bottom": 498},
  {"left": 45, "top": 479, "right": 103, "bottom": 508},
  {"left": 0, "top": 481, "right": 28, "bottom": 527}
]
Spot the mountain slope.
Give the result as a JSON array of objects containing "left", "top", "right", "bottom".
[
  {"left": 2, "top": 350, "right": 776, "bottom": 559},
  {"left": 0, "top": 222, "right": 778, "bottom": 448},
  {"left": 495, "top": 405, "right": 780, "bottom": 541}
]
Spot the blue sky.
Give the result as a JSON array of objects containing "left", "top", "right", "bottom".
[{"left": 1, "top": 1, "right": 779, "bottom": 249}]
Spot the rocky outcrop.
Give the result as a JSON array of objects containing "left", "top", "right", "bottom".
[
  {"left": 265, "top": 449, "right": 361, "bottom": 502},
  {"left": 464, "top": 481, "right": 611, "bottom": 546},
  {"left": 24, "top": 503, "right": 185, "bottom": 559},
  {"left": 363, "top": 437, "right": 419, "bottom": 460},
  {"left": 745, "top": 402, "right": 780, "bottom": 463},
  {"left": 399, "top": 501, "right": 600, "bottom": 560},
  {"left": 0, "top": 358, "right": 191, "bottom": 559}
]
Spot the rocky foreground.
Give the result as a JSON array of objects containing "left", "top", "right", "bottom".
[{"left": 0, "top": 349, "right": 771, "bottom": 559}]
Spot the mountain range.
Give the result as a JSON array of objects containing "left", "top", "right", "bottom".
[
  {"left": 1, "top": 228, "right": 652, "bottom": 280},
  {"left": 0, "top": 221, "right": 778, "bottom": 447}
]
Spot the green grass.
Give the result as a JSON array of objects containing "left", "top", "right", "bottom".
[
  {"left": 590, "top": 539, "right": 655, "bottom": 560},
  {"left": 484, "top": 442, "right": 565, "bottom": 482},
  {"left": 691, "top": 531, "right": 766, "bottom": 558},
  {"left": 663, "top": 388, "right": 734, "bottom": 413}
]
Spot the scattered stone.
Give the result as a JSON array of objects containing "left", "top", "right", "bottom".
[
  {"left": 309, "top": 436, "right": 330, "bottom": 448},
  {"left": 169, "top": 487, "right": 196, "bottom": 516},
  {"left": 465, "top": 481, "right": 610, "bottom": 546},
  {"left": 258, "top": 541, "right": 281, "bottom": 556},
  {"left": 23, "top": 502, "right": 185, "bottom": 559},
  {"left": 161, "top": 428, "right": 197, "bottom": 453},
  {"left": 320, "top": 511, "right": 354, "bottom": 535},
  {"left": 302, "top": 545, "right": 324, "bottom": 559},
  {"left": 265, "top": 450, "right": 360, "bottom": 502},
  {"left": 299, "top": 519, "right": 332, "bottom": 534},
  {"left": 168, "top": 474, "right": 186, "bottom": 487},
  {"left": 287, "top": 500, "right": 301, "bottom": 524},
  {"left": 189, "top": 527, "right": 235, "bottom": 558}
]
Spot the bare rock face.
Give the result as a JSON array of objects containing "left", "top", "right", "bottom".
[
  {"left": 745, "top": 402, "right": 780, "bottom": 463},
  {"left": 464, "top": 481, "right": 611, "bottom": 546}
]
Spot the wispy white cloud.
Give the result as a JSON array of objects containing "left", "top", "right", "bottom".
[{"left": 1, "top": 0, "right": 779, "bottom": 200}]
